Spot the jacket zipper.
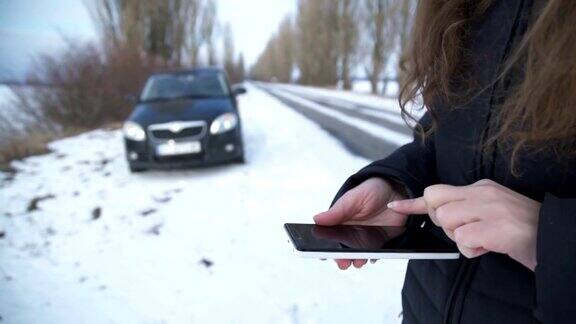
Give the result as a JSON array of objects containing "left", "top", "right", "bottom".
[
  {"left": 442, "top": 0, "right": 529, "bottom": 323},
  {"left": 443, "top": 260, "right": 471, "bottom": 324}
]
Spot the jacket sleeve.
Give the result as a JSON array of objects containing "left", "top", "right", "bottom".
[
  {"left": 330, "top": 113, "right": 439, "bottom": 207},
  {"left": 534, "top": 193, "right": 576, "bottom": 323}
]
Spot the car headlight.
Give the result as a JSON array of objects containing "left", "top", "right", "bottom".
[
  {"left": 123, "top": 121, "right": 146, "bottom": 141},
  {"left": 210, "top": 113, "right": 238, "bottom": 135}
]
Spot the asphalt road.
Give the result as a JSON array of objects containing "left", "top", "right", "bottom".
[{"left": 256, "top": 83, "right": 414, "bottom": 161}]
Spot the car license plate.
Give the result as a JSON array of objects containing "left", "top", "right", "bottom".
[{"left": 156, "top": 141, "right": 201, "bottom": 156}]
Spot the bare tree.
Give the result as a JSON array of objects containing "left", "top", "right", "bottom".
[
  {"left": 201, "top": 0, "right": 219, "bottom": 66},
  {"left": 274, "top": 17, "right": 295, "bottom": 83},
  {"left": 144, "top": 0, "right": 174, "bottom": 62},
  {"left": 254, "top": 17, "right": 295, "bottom": 83},
  {"left": 338, "top": 0, "right": 360, "bottom": 90},
  {"left": 250, "top": 35, "right": 280, "bottom": 81},
  {"left": 362, "top": 0, "right": 400, "bottom": 94},
  {"left": 88, "top": 0, "right": 145, "bottom": 50},
  {"left": 397, "top": 0, "right": 417, "bottom": 56},
  {"left": 296, "top": 0, "right": 339, "bottom": 86},
  {"left": 187, "top": 1, "right": 203, "bottom": 66},
  {"left": 88, "top": 0, "right": 208, "bottom": 66},
  {"left": 171, "top": 0, "right": 202, "bottom": 66},
  {"left": 222, "top": 24, "right": 236, "bottom": 80},
  {"left": 235, "top": 53, "right": 246, "bottom": 82},
  {"left": 396, "top": 0, "right": 417, "bottom": 87}
]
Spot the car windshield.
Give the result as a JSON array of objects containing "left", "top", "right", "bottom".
[{"left": 140, "top": 72, "right": 230, "bottom": 102}]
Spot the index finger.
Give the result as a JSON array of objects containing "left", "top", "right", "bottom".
[
  {"left": 387, "top": 197, "right": 428, "bottom": 214},
  {"left": 388, "top": 184, "right": 469, "bottom": 215}
]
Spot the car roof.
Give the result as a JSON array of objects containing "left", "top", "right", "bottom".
[{"left": 151, "top": 67, "right": 225, "bottom": 77}]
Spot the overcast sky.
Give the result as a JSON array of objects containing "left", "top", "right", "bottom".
[{"left": 0, "top": 0, "right": 296, "bottom": 80}]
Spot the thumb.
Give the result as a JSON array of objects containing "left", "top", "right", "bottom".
[
  {"left": 387, "top": 197, "right": 428, "bottom": 215},
  {"left": 313, "top": 197, "right": 356, "bottom": 226}
]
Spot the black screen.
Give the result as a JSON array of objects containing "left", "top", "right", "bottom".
[{"left": 284, "top": 223, "right": 458, "bottom": 253}]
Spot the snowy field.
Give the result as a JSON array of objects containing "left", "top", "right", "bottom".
[{"left": 0, "top": 84, "right": 407, "bottom": 324}]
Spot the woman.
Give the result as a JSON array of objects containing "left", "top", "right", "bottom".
[{"left": 314, "top": 0, "right": 575, "bottom": 323}]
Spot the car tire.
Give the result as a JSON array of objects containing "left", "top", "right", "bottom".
[
  {"left": 235, "top": 154, "right": 246, "bottom": 164},
  {"left": 129, "top": 164, "right": 146, "bottom": 173}
]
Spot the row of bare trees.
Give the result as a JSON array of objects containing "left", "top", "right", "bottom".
[
  {"left": 250, "top": 0, "right": 416, "bottom": 95},
  {"left": 90, "top": 0, "right": 217, "bottom": 66},
  {"left": 89, "top": 0, "right": 244, "bottom": 79}
]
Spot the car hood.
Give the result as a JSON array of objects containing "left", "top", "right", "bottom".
[{"left": 127, "top": 97, "right": 234, "bottom": 127}]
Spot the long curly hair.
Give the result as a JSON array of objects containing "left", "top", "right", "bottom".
[{"left": 399, "top": 0, "right": 576, "bottom": 173}]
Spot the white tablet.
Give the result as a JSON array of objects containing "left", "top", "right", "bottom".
[{"left": 284, "top": 223, "right": 460, "bottom": 260}]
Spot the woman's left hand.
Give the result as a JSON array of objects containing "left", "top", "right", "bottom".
[{"left": 387, "top": 179, "right": 541, "bottom": 271}]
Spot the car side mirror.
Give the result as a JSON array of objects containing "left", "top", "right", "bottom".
[
  {"left": 124, "top": 94, "right": 139, "bottom": 104},
  {"left": 232, "top": 84, "right": 247, "bottom": 96}
]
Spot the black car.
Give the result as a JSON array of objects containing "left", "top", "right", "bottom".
[{"left": 122, "top": 68, "right": 246, "bottom": 172}]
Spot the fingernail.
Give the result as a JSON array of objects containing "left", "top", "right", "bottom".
[{"left": 387, "top": 201, "right": 398, "bottom": 209}]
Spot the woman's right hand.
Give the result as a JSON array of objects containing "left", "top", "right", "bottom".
[{"left": 313, "top": 177, "right": 409, "bottom": 270}]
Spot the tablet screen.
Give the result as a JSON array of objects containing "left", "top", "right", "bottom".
[{"left": 284, "top": 223, "right": 458, "bottom": 253}]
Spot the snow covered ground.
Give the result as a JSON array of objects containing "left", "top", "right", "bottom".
[
  {"left": 276, "top": 83, "right": 401, "bottom": 113},
  {"left": 0, "top": 86, "right": 12, "bottom": 104},
  {"left": 0, "top": 84, "right": 407, "bottom": 324},
  {"left": 263, "top": 85, "right": 413, "bottom": 146},
  {"left": 350, "top": 80, "right": 399, "bottom": 98},
  {"left": 0, "top": 85, "right": 16, "bottom": 120},
  {"left": 0, "top": 85, "right": 38, "bottom": 131},
  {"left": 271, "top": 83, "right": 424, "bottom": 122}
]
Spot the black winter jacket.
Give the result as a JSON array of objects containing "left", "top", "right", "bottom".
[{"left": 331, "top": 0, "right": 576, "bottom": 323}]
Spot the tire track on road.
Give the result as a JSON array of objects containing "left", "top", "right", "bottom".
[
  {"left": 276, "top": 87, "right": 412, "bottom": 137},
  {"left": 256, "top": 84, "right": 412, "bottom": 160}
]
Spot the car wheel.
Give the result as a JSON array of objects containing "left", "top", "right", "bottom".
[
  {"left": 129, "top": 164, "right": 146, "bottom": 173},
  {"left": 235, "top": 154, "right": 246, "bottom": 164}
]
